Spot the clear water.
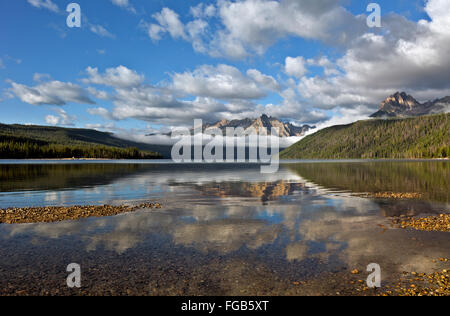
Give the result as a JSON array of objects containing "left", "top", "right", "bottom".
[{"left": 0, "top": 160, "right": 448, "bottom": 295}]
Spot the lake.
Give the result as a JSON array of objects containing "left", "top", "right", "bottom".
[{"left": 0, "top": 160, "right": 448, "bottom": 295}]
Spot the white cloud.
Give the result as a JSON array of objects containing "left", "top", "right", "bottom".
[
  {"left": 83, "top": 66, "right": 144, "bottom": 88},
  {"left": 33, "top": 73, "right": 51, "bottom": 82},
  {"left": 247, "top": 69, "right": 280, "bottom": 91},
  {"left": 87, "top": 107, "right": 113, "bottom": 120},
  {"left": 89, "top": 25, "right": 115, "bottom": 38},
  {"left": 190, "top": 3, "right": 216, "bottom": 19},
  {"left": 171, "top": 64, "right": 279, "bottom": 100},
  {"left": 82, "top": 65, "right": 325, "bottom": 127},
  {"left": 145, "top": 0, "right": 367, "bottom": 59},
  {"left": 309, "top": 106, "right": 374, "bottom": 134},
  {"left": 45, "top": 109, "right": 76, "bottom": 126},
  {"left": 285, "top": 57, "right": 307, "bottom": 79},
  {"left": 83, "top": 66, "right": 214, "bottom": 125},
  {"left": 146, "top": 8, "right": 187, "bottom": 41},
  {"left": 307, "top": 56, "right": 339, "bottom": 76},
  {"left": 87, "top": 87, "right": 110, "bottom": 100},
  {"left": 17, "top": 0, "right": 450, "bottom": 135},
  {"left": 110, "top": 91, "right": 228, "bottom": 125},
  {"left": 141, "top": 7, "right": 213, "bottom": 55},
  {"left": 45, "top": 115, "right": 59, "bottom": 125},
  {"left": 27, "top": 0, "right": 59, "bottom": 12},
  {"left": 10, "top": 80, "right": 94, "bottom": 106},
  {"left": 48, "top": 0, "right": 450, "bottom": 131},
  {"left": 110, "top": 0, "right": 136, "bottom": 13},
  {"left": 295, "top": 0, "right": 450, "bottom": 110}
]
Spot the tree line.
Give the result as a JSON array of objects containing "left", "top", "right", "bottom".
[
  {"left": 281, "top": 113, "right": 450, "bottom": 160},
  {"left": 0, "top": 141, "right": 161, "bottom": 159}
]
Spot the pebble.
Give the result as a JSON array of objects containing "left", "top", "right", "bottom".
[
  {"left": 360, "top": 192, "right": 422, "bottom": 199},
  {"left": 391, "top": 214, "right": 450, "bottom": 232},
  {"left": 0, "top": 202, "right": 162, "bottom": 224}
]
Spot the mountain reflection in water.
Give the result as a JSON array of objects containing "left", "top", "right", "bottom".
[{"left": 0, "top": 161, "right": 448, "bottom": 295}]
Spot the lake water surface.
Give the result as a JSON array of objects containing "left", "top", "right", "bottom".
[{"left": 0, "top": 160, "right": 448, "bottom": 295}]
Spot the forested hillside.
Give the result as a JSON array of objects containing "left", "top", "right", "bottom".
[
  {"left": 280, "top": 114, "right": 449, "bottom": 159},
  {"left": 0, "top": 124, "right": 162, "bottom": 159}
]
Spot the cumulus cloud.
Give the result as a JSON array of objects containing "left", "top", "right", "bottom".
[
  {"left": 110, "top": 93, "right": 228, "bottom": 125},
  {"left": 141, "top": 0, "right": 450, "bottom": 115},
  {"left": 190, "top": 3, "right": 216, "bottom": 19},
  {"left": 297, "top": 0, "right": 450, "bottom": 110},
  {"left": 87, "top": 87, "right": 110, "bottom": 100},
  {"left": 10, "top": 80, "right": 94, "bottom": 106},
  {"left": 13, "top": 0, "right": 450, "bottom": 142},
  {"left": 145, "top": 0, "right": 367, "bottom": 59},
  {"left": 82, "top": 65, "right": 308, "bottom": 126},
  {"left": 82, "top": 66, "right": 144, "bottom": 88},
  {"left": 212, "top": 0, "right": 362, "bottom": 58},
  {"left": 285, "top": 56, "right": 308, "bottom": 79},
  {"left": 145, "top": 8, "right": 187, "bottom": 41},
  {"left": 87, "top": 107, "right": 112, "bottom": 119},
  {"left": 27, "top": 0, "right": 59, "bottom": 12},
  {"left": 28, "top": 0, "right": 450, "bottom": 133},
  {"left": 44, "top": 115, "right": 59, "bottom": 125},
  {"left": 306, "top": 56, "right": 339, "bottom": 76},
  {"left": 45, "top": 108, "right": 76, "bottom": 126},
  {"left": 171, "top": 64, "right": 280, "bottom": 100}
]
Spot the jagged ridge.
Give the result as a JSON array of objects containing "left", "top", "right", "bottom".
[
  {"left": 371, "top": 92, "right": 450, "bottom": 118},
  {"left": 204, "top": 114, "right": 315, "bottom": 137}
]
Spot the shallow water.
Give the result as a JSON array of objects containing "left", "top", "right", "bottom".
[{"left": 0, "top": 160, "right": 449, "bottom": 295}]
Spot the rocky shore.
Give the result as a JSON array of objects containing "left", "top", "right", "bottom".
[
  {"left": 391, "top": 214, "right": 450, "bottom": 232},
  {"left": 0, "top": 203, "right": 162, "bottom": 224},
  {"left": 358, "top": 192, "right": 423, "bottom": 199},
  {"left": 379, "top": 269, "right": 449, "bottom": 296}
]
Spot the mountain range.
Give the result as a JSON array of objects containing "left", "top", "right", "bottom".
[
  {"left": 148, "top": 114, "right": 315, "bottom": 138},
  {"left": 203, "top": 114, "right": 315, "bottom": 137},
  {"left": 371, "top": 92, "right": 450, "bottom": 118}
]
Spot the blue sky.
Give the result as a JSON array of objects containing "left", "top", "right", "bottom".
[{"left": 1, "top": 0, "right": 449, "bottom": 140}]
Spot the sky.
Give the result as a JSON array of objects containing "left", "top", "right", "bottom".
[{"left": 1, "top": 0, "right": 449, "bottom": 142}]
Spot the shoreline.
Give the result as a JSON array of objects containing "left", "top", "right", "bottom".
[
  {"left": 0, "top": 158, "right": 449, "bottom": 163},
  {"left": 391, "top": 214, "right": 450, "bottom": 232},
  {"left": 0, "top": 203, "right": 162, "bottom": 224}
]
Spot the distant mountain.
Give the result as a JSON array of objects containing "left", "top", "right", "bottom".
[
  {"left": 203, "top": 115, "right": 315, "bottom": 137},
  {"left": 371, "top": 92, "right": 450, "bottom": 118},
  {"left": 280, "top": 113, "right": 450, "bottom": 159}
]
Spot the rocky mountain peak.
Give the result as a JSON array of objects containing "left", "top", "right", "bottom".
[
  {"left": 381, "top": 92, "right": 420, "bottom": 110},
  {"left": 371, "top": 92, "right": 449, "bottom": 118},
  {"left": 217, "top": 119, "right": 230, "bottom": 127},
  {"left": 204, "top": 115, "right": 315, "bottom": 137}
]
